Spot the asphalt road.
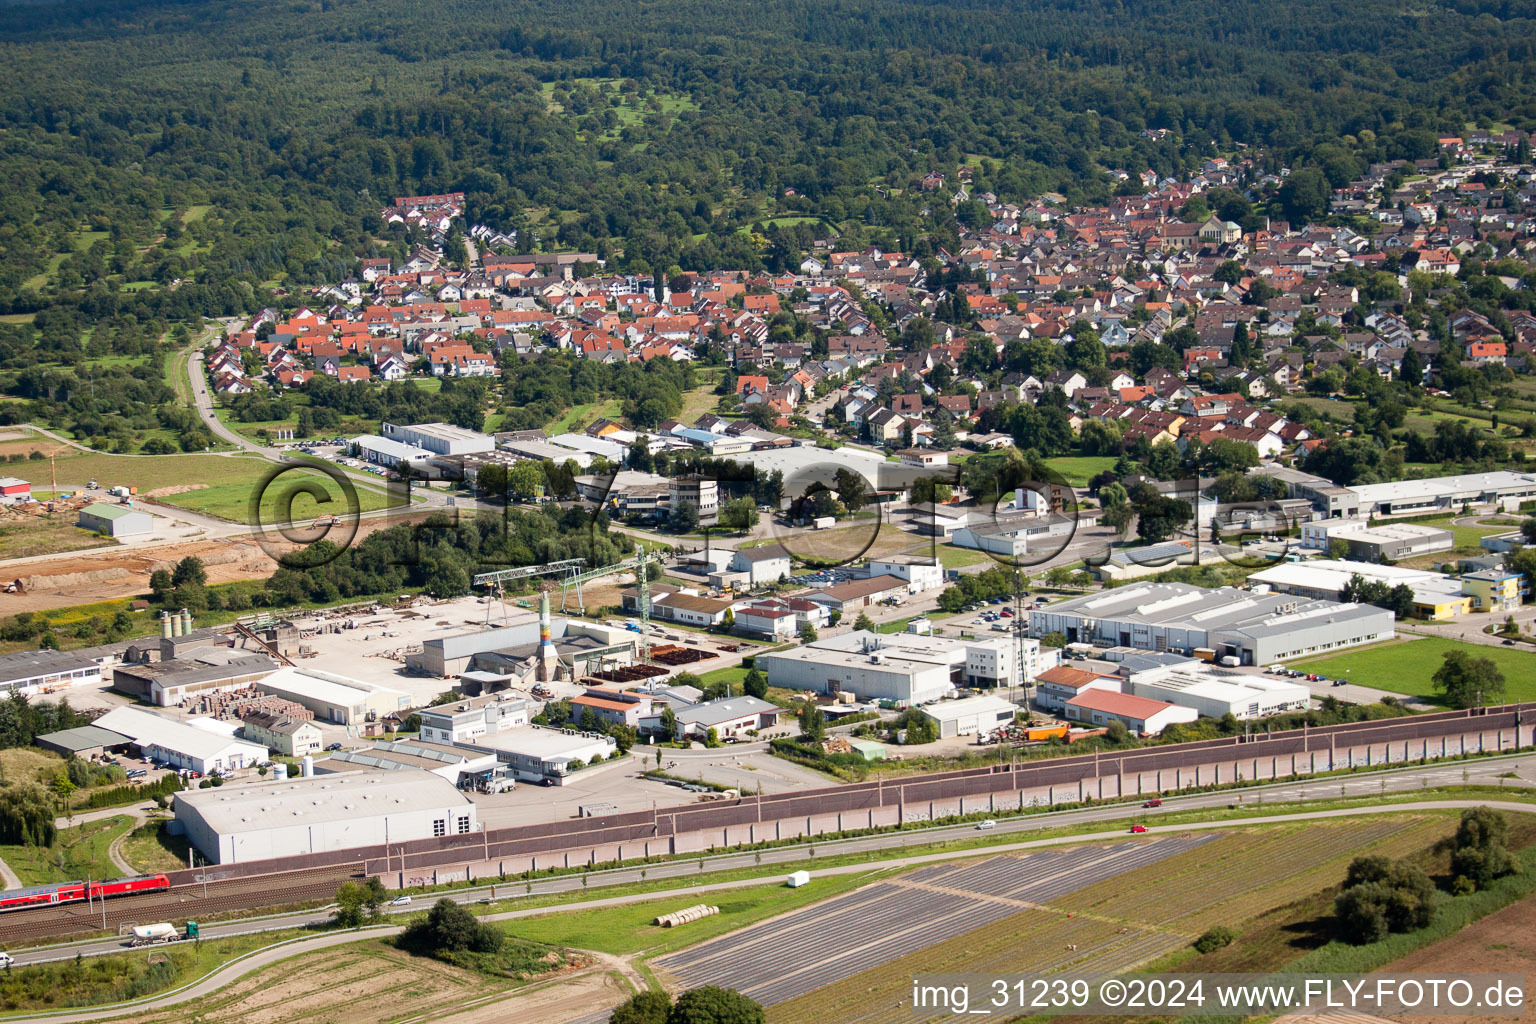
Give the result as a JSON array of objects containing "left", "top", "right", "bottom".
[
  {"left": 10, "top": 751, "right": 1534, "bottom": 974},
  {"left": 12, "top": 792, "right": 1536, "bottom": 1024}
]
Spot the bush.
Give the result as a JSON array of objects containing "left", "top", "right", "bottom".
[
  {"left": 668, "top": 986, "right": 765, "bottom": 1024},
  {"left": 613, "top": 990, "right": 673, "bottom": 1024},
  {"left": 1193, "top": 925, "right": 1238, "bottom": 953},
  {"left": 1448, "top": 807, "right": 1516, "bottom": 891},
  {"left": 1335, "top": 858, "right": 1437, "bottom": 944},
  {"left": 399, "top": 898, "right": 503, "bottom": 955}
]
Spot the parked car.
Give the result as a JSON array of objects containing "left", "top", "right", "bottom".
[
  {"left": 326, "top": 742, "right": 343, "bottom": 751},
  {"left": 1129, "top": 824, "right": 1148, "bottom": 833}
]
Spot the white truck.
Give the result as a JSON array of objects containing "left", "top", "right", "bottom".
[{"left": 129, "top": 921, "right": 198, "bottom": 946}]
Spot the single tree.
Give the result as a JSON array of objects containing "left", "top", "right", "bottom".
[
  {"left": 672, "top": 500, "right": 700, "bottom": 533},
  {"left": 1431, "top": 650, "right": 1505, "bottom": 709},
  {"left": 667, "top": 987, "right": 765, "bottom": 1024},
  {"left": 612, "top": 991, "right": 673, "bottom": 1024}
]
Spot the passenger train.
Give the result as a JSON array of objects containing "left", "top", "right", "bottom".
[{"left": 0, "top": 874, "right": 171, "bottom": 912}]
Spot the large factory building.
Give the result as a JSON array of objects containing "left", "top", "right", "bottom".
[
  {"left": 1027, "top": 583, "right": 1393, "bottom": 666},
  {"left": 174, "top": 770, "right": 476, "bottom": 864}
]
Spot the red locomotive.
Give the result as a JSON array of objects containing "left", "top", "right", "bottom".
[{"left": 0, "top": 874, "right": 170, "bottom": 912}]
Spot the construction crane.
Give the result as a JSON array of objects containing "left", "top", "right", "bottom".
[
  {"left": 471, "top": 559, "right": 587, "bottom": 625},
  {"left": 555, "top": 546, "right": 658, "bottom": 661}
]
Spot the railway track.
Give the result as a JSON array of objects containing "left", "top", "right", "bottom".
[{"left": 1, "top": 868, "right": 354, "bottom": 944}]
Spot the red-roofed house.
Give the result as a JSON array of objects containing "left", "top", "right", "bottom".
[
  {"left": 1466, "top": 341, "right": 1507, "bottom": 366},
  {"left": 737, "top": 375, "right": 770, "bottom": 396},
  {"left": 1063, "top": 689, "right": 1198, "bottom": 736},
  {"left": 570, "top": 693, "right": 653, "bottom": 728}
]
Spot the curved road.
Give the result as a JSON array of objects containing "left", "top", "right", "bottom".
[
  {"left": 10, "top": 794, "right": 1536, "bottom": 1024},
  {"left": 9, "top": 753, "right": 1533, "bottom": 964}
]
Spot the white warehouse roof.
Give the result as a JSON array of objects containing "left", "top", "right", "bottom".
[
  {"left": 353, "top": 434, "right": 433, "bottom": 462},
  {"left": 258, "top": 666, "right": 406, "bottom": 708},
  {"left": 96, "top": 706, "right": 268, "bottom": 763},
  {"left": 922, "top": 694, "right": 1018, "bottom": 723},
  {"left": 1350, "top": 471, "right": 1536, "bottom": 505},
  {"left": 175, "top": 770, "right": 469, "bottom": 832}
]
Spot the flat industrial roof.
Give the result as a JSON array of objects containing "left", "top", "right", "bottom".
[
  {"left": 388, "top": 421, "right": 492, "bottom": 444},
  {"left": 80, "top": 502, "right": 151, "bottom": 520},
  {"left": 676, "top": 696, "right": 777, "bottom": 726},
  {"left": 176, "top": 770, "right": 469, "bottom": 832},
  {"left": 1129, "top": 664, "right": 1310, "bottom": 701},
  {"left": 0, "top": 649, "right": 102, "bottom": 685},
  {"left": 809, "top": 630, "right": 966, "bottom": 660},
  {"left": 1041, "top": 582, "right": 1387, "bottom": 638},
  {"left": 259, "top": 666, "right": 406, "bottom": 708},
  {"left": 424, "top": 618, "right": 548, "bottom": 659},
  {"left": 35, "top": 725, "right": 133, "bottom": 752},
  {"left": 96, "top": 706, "right": 268, "bottom": 762},
  {"left": 353, "top": 434, "right": 433, "bottom": 461},
  {"left": 921, "top": 695, "right": 1018, "bottom": 722},
  {"left": 758, "top": 644, "right": 944, "bottom": 676},
  {"left": 1350, "top": 471, "right": 1536, "bottom": 504},
  {"left": 1251, "top": 560, "right": 1442, "bottom": 589},
  {"left": 470, "top": 727, "right": 614, "bottom": 757}
]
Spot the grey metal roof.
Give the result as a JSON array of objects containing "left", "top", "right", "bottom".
[
  {"left": 0, "top": 649, "right": 100, "bottom": 685},
  {"left": 1044, "top": 582, "right": 1386, "bottom": 636},
  {"left": 676, "top": 696, "right": 778, "bottom": 727},
  {"left": 735, "top": 544, "right": 791, "bottom": 563},
  {"left": 35, "top": 725, "right": 133, "bottom": 752}
]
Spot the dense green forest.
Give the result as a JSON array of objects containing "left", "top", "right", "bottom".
[{"left": 1, "top": 0, "right": 1534, "bottom": 335}]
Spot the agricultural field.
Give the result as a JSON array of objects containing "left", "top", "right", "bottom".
[
  {"left": 166, "top": 461, "right": 405, "bottom": 524},
  {"left": 757, "top": 817, "right": 1457, "bottom": 1024},
  {"left": 3, "top": 928, "right": 591, "bottom": 1023},
  {"left": 1052, "top": 817, "right": 1448, "bottom": 932},
  {"left": 1292, "top": 636, "right": 1536, "bottom": 703},
  {"left": 662, "top": 838, "right": 1211, "bottom": 1011}
]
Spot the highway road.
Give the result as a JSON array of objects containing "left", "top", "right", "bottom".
[
  {"left": 9, "top": 751, "right": 1533, "bottom": 973},
  {"left": 9, "top": 789, "right": 1536, "bottom": 1024}
]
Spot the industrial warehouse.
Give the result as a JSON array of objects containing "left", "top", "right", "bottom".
[
  {"left": 94, "top": 706, "right": 269, "bottom": 775},
  {"left": 1026, "top": 583, "right": 1394, "bottom": 665},
  {"left": 174, "top": 770, "right": 477, "bottom": 863},
  {"left": 757, "top": 629, "right": 1059, "bottom": 705}
]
